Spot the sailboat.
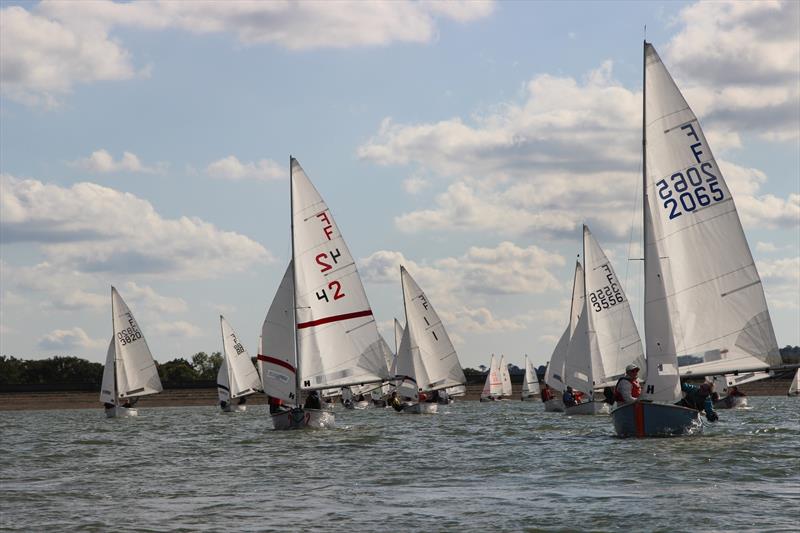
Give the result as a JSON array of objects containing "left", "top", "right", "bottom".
[
  {"left": 499, "top": 354, "right": 513, "bottom": 399},
  {"left": 258, "top": 158, "right": 391, "bottom": 430},
  {"left": 100, "top": 286, "right": 163, "bottom": 418},
  {"left": 563, "top": 225, "right": 645, "bottom": 416},
  {"left": 521, "top": 354, "right": 540, "bottom": 401},
  {"left": 217, "top": 315, "right": 261, "bottom": 412},
  {"left": 612, "top": 42, "right": 781, "bottom": 437},
  {"left": 707, "top": 371, "right": 773, "bottom": 409},
  {"left": 788, "top": 369, "right": 799, "bottom": 397},
  {"left": 542, "top": 261, "right": 584, "bottom": 412},
  {"left": 394, "top": 266, "right": 467, "bottom": 414},
  {"left": 480, "top": 354, "right": 502, "bottom": 402}
]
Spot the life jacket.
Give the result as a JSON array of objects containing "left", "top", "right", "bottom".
[{"left": 613, "top": 376, "right": 641, "bottom": 404}]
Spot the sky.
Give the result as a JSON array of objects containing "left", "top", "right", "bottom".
[{"left": 1, "top": 0, "right": 798, "bottom": 371}]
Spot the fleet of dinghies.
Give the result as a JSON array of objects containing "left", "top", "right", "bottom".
[{"left": 99, "top": 42, "right": 793, "bottom": 434}]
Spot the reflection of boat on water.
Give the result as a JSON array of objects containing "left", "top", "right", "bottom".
[{"left": 612, "top": 42, "right": 780, "bottom": 437}]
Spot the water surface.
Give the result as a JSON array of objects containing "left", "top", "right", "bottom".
[{"left": 1, "top": 397, "right": 797, "bottom": 532}]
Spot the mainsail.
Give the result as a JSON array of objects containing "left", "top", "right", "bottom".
[
  {"left": 499, "top": 354, "right": 513, "bottom": 397},
  {"left": 521, "top": 354, "right": 540, "bottom": 397},
  {"left": 641, "top": 43, "right": 780, "bottom": 400},
  {"left": 260, "top": 262, "right": 298, "bottom": 404},
  {"left": 481, "top": 354, "right": 502, "bottom": 399},
  {"left": 291, "top": 158, "right": 390, "bottom": 391},
  {"left": 219, "top": 316, "right": 261, "bottom": 401},
  {"left": 544, "top": 261, "right": 584, "bottom": 391},
  {"left": 110, "top": 286, "right": 162, "bottom": 399},
  {"left": 396, "top": 266, "right": 466, "bottom": 395}
]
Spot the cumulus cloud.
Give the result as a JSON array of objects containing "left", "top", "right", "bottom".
[
  {"left": 758, "top": 256, "right": 800, "bottom": 310},
  {"left": 38, "top": 327, "right": 105, "bottom": 351},
  {"left": 118, "top": 282, "right": 187, "bottom": 314},
  {"left": 359, "top": 242, "right": 564, "bottom": 335},
  {"left": 359, "top": 49, "right": 796, "bottom": 241},
  {"left": 0, "top": 174, "right": 272, "bottom": 278},
  {"left": 206, "top": 156, "right": 284, "bottom": 181},
  {"left": 152, "top": 320, "right": 203, "bottom": 338},
  {"left": 2, "top": 0, "right": 494, "bottom": 107},
  {"left": 72, "top": 149, "right": 165, "bottom": 174},
  {"left": 664, "top": 0, "right": 800, "bottom": 141}
]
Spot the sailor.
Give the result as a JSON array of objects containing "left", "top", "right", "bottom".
[
  {"left": 614, "top": 364, "right": 642, "bottom": 405},
  {"left": 562, "top": 386, "right": 577, "bottom": 408},
  {"left": 540, "top": 384, "right": 554, "bottom": 402},
  {"left": 389, "top": 391, "right": 404, "bottom": 412},
  {"left": 677, "top": 381, "right": 719, "bottom": 421},
  {"left": 304, "top": 390, "right": 322, "bottom": 410}
]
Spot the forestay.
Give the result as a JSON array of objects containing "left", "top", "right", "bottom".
[
  {"left": 399, "top": 266, "right": 466, "bottom": 392},
  {"left": 220, "top": 316, "right": 261, "bottom": 399},
  {"left": 291, "top": 159, "right": 390, "bottom": 391},
  {"left": 260, "top": 262, "right": 298, "bottom": 405},
  {"left": 111, "top": 287, "right": 162, "bottom": 399},
  {"left": 642, "top": 43, "right": 780, "bottom": 386},
  {"left": 544, "top": 261, "right": 584, "bottom": 391}
]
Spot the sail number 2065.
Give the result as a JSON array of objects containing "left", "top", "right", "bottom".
[{"left": 656, "top": 162, "right": 724, "bottom": 220}]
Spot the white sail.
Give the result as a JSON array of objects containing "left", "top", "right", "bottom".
[
  {"left": 111, "top": 287, "right": 162, "bottom": 398},
  {"left": 481, "top": 354, "right": 502, "bottom": 399},
  {"left": 788, "top": 369, "right": 799, "bottom": 396},
  {"left": 564, "top": 295, "right": 600, "bottom": 394},
  {"left": 99, "top": 338, "right": 116, "bottom": 404},
  {"left": 260, "top": 262, "right": 298, "bottom": 405},
  {"left": 499, "top": 354, "right": 513, "bottom": 396},
  {"left": 217, "top": 357, "right": 230, "bottom": 404},
  {"left": 521, "top": 354, "right": 540, "bottom": 397},
  {"left": 394, "top": 318, "right": 404, "bottom": 354},
  {"left": 642, "top": 43, "right": 780, "bottom": 386},
  {"left": 291, "top": 158, "right": 389, "bottom": 390},
  {"left": 219, "top": 316, "right": 261, "bottom": 399},
  {"left": 378, "top": 335, "right": 395, "bottom": 377},
  {"left": 583, "top": 225, "right": 646, "bottom": 385},
  {"left": 544, "top": 261, "right": 584, "bottom": 391},
  {"left": 399, "top": 266, "right": 466, "bottom": 392}
]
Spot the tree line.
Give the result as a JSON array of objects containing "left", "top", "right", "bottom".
[{"left": 1, "top": 346, "right": 798, "bottom": 386}]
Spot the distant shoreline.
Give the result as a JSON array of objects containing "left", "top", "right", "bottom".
[{"left": 0, "top": 380, "right": 792, "bottom": 411}]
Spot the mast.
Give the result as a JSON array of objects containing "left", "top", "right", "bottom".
[
  {"left": 111, "top": 286, "right": 119, "bottom": 407},
  {"left": 641, "top": 40, "right": 647, "bottom": 359},
  {"left": 289, "top": 156, "right": 301, "bottom": 406}
]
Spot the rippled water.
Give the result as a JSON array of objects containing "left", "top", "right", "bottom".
[{"left": 1, "top": 397, "right": 798, "bottom": 532}]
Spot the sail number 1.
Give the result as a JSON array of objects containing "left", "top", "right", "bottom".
[{"left": 655, "top": 123, "right": 725, "bottom": 220}]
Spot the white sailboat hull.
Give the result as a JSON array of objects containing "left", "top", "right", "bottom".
[
  {"left": 402, "top": 402, "right": 438, "bottom": 414},
  {"left": 544, "top": 398, "right": 565, "bottom": 412},
  {"left": 105, "top": 406, "right": 138, "bottom": 418},
  {"left": 611, "top": 402, "right": 701, "bottom": 438},
  {"left": 713, "top": 395, "right": 748, "bottom": 410},
  {"left": 271, "top": 408, "right": 334, "bottom": 430},
  {"left": 565, "top": 401, "right": 610, "bottom": 416}
]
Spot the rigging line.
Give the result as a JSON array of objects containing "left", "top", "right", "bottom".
[{"left": 624, "top": 138, "right": 643, "bottom": 343}]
